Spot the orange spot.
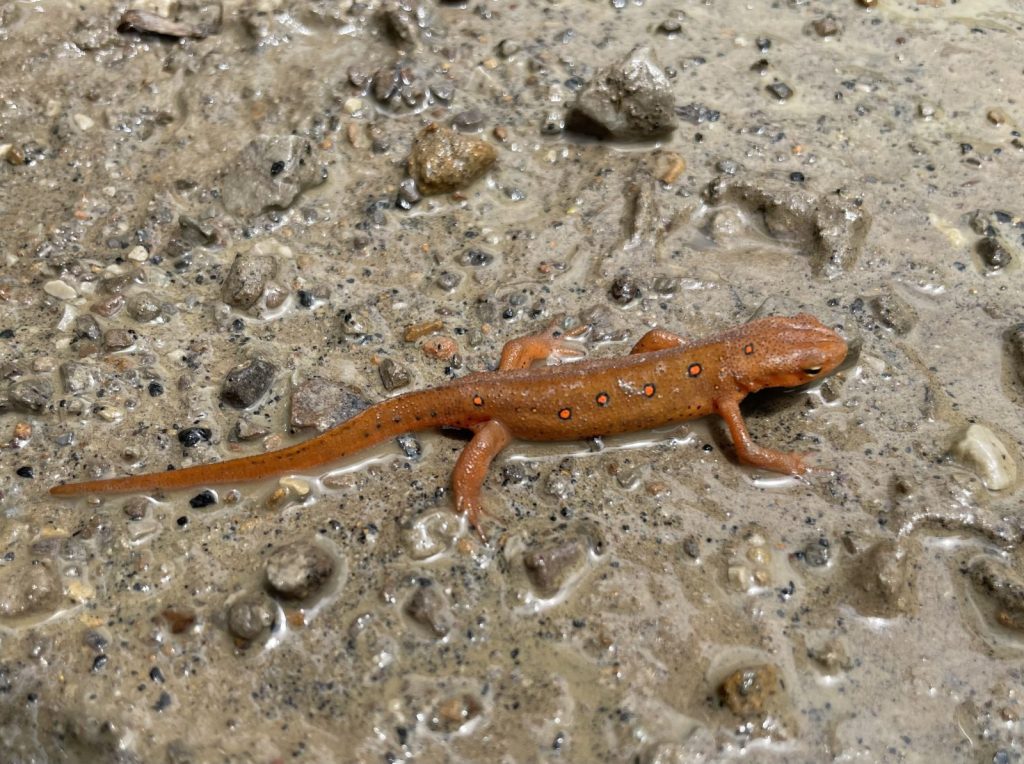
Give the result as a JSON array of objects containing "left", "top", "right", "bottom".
[
  {"left": 595, "top": 392, "right": 609, "bottom": 406},
  {"left": 558, "top": 408, "right": 572, "bottom": 420},
  {"left": 687, "top": 364, "right": 702, "bottom": 378},
  {"left": 744, "top": 343, "right": 754, "bottom": 355},
  {"left": 643, "top": 383, "right": 656, "bottom": 397},
  {"left": 472, "top": 395, "right": 484, "bottom": 406}
]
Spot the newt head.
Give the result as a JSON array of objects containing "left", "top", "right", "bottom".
[{"left": 731, "top": 313, "right": 848, "bottom": 393}]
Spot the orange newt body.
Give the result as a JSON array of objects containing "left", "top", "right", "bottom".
[{"left": 51, "top": 314, "right": 847, "bottom": 532}]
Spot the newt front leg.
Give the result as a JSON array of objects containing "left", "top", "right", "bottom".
[{"left": 716, "top": 396, "right": 809, "bottom": 475}]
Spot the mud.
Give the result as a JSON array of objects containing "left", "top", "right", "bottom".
[{"left": 1, "top": 1, "right": 1023, "bottom": 762}]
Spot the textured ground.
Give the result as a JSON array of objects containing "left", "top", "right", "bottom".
[{"left": 1, "top": 1, "right": 1023, "bottom": 762}]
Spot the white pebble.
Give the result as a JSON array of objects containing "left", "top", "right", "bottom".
[
  {"left": 951, "top": 423, "right": 1017, "bottom": 491},
  {"left": 127, "top": 245, "right": 150, "bottom": 262},
  {"left": 73, "top": 113, "right": 95, "bottom": 131},
  {"left": 343, "top": 97, "right": 364, "bottom": 115},
  {"left": 43, "top": 280, "right": 78, "bottom": 300}
]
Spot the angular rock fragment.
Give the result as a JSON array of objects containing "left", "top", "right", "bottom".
[
  {"left": 567, "top": 46, "right": 678, "bottom": 141},
  {"left": 221, "top": 358, "right": 276, "bottom": 408}
]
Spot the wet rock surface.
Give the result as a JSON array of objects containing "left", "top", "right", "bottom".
[
  {"left": 219, "top": 135, "right": 326, "bottom": 218},
  {"left": 406, "top": 123, "right": 497, "bottom": 195},
  {"left": 3, "top": 1, "right": 1024, "bottom": 761}
]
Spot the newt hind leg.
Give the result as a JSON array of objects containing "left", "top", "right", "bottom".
[
  {"left": 452, "top": 420, "right": 513, "bottom": 539},
  {"left": 454, "top": 321, "right": 586, "bottom": 539},
  {"left": 498, "top": 319, "right": 586, "bottom": 370},
  {"left": 630, "top": 327, "right": 686, "bottom": 354}
]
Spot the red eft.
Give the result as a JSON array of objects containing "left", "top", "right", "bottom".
[{"left": 51, "top": 313, "right": 847, "bottom": 533}]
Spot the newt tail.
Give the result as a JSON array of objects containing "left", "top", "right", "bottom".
[{"left": 49, "top": 386, "right": 485, "bottom": 497}]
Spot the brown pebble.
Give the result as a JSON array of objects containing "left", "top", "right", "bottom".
[
  {"left": 658, "top": 153, "right": 686, "bottom": 184},
  {"left": 13, "top": 422, "right": 32, "bottom": 442},
  {"left": 422, "top": 335, "right": 457, "bottom": 360},
  {"left": 404, "top": 319, "right": 445, "bottom": 342},
  {"left": 430, "top": 694, "right": 483, "bottom": 733},
  {"left": 719, "top": 664, "right": 779, "bottom": 716},
  {"left": 987, "top": 108, "right": 1009, "bottom": 126},
  {"left": 407, "top": 123, "right": 497, "bottom": 195}
]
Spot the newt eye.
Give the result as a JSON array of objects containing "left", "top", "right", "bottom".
[{"left": 803, "top": 366, "right": 823, "bottom": 376}]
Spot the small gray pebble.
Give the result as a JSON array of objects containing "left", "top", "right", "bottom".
[
  {"left": 405, "top": 583, "right": 453, "bottom": 638},
  {"left": 227, "top": 595, "right": 275, "bottom": 640},
  {"left": 127, "top": 291, "right": 162, "bottom": 322},
  {"left": 265, "top": 542, "right": 335, "bottom": 600}
]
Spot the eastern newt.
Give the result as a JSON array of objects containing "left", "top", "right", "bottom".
[{"left": 51, "top": 314, "right": 847, "bottom": 533}]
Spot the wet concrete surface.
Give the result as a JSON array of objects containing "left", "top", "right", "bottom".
[{"left": 1, "top": 1, "right": 1023, "bottom": 761}]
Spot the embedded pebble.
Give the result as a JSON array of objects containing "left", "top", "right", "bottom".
[
  {"left": 126, "top": 291, "right": 163, "bottom": 322},
  {"left": 289, "top": 377, "right": 368, "bottom": 432},
  {"left": 73, "top": 314, "right": 102, "bottom": 342},
  {"left": 718, "top": 664, "right": 780, "bottom": 717},
  {"left": 609, "top": 273, "right": 641, "bottom": 305},
  {"left": 43, "top": 280, "right": 77, "bottom": 300},
  {"left": 226, "top": 595, "right": 276, "bottom": 641},
  {"left": 452, "top": 108, "right": 485, "bottom": 132},
  {"left": 8, "top": 378, "right": 53, "bottom": 412},
  {"left": 117, "top": 8, "right": 211, "bottom": 39},
  {"left": 800, "top": 537, "right": 831, "bottom": 568},
  {"left": 221, "top": 358, "right": 277, "bottom": 408},
  {"left": 811, "top": 15, "right": 841, "bottom": 37},
  {"left": 378, "top": 357, "right": 411, "bottom": 391},
  {"left": 265, "top": 542, "right": 335, "bottom": 600},
  {"left": 567, "top": 46, "right": 677, "bottom": 141},
  {"left": 103, "top": 328, "right": 136, "bottom": 350},
  {"left": 233, "top": 415, "right": 269, "bottom": 441},
  {"left": 806, "top": 639, "right": 852, "bottom": 673},
  {"left": 523, "top": 537, "right": 586, "bottom": 597},
  {"left": 951, "top": 423, "right": 1017, "bottom": 491},
  {"left": 59, "top": 361, "right": 97, "bottom": 394},
  {"left": 219, "top": 135, "right": 327, "bottom": 217},
  {"left": 766, "top": 81, "right": 794, "bottom": 101},
  {"left": 407, "top": 123, "right": 497, "bottom": 195},
  {"left": 404, "top": 583, "right": 453, "bottom": 638},
  {"left": 221, "top": 252, "right": 277, "bottom": 309},
  {"left": 429, "top": 694, "right": 483, "bottom": 733},
  {"left": 977, "top": 237, "right": 1013, "bottom": 271}
]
